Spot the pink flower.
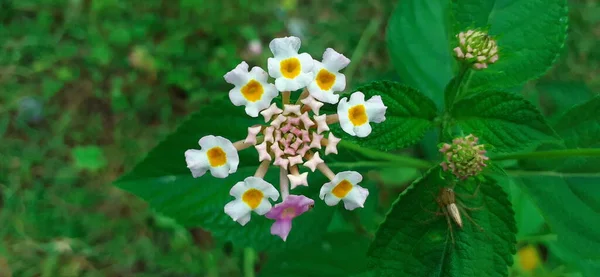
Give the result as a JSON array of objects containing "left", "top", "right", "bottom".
[{"left": 265, "top": 195, "right": 314, "bottom": 241}]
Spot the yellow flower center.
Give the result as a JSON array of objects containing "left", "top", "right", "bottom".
[
  {"left": 242, "top": 188, "right": 264, "bottom": 209},
  {"left": 348, "top": 104, "right": 368, "bottom": 126},
  {"left": 240, "top": 79, "right": 264, "bottom": 102},
  {"left": 332, "top": 180, "right": 353, "bottom": 198},
  {"left": 316, "top": 69, "right": 336, "bottom": 90},
  {"left": 280, "top": 57, "right": 301, "bottom": 79},
  {"left": 518, "top": 245, "right": 540, "bottom": 271},
  {"left": 206, "top": 147, "right": 227, "bottom": 167}
]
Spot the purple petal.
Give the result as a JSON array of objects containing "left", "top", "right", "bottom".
[
  {"left": 266, "top": 195, "right": 314, "bottom": 220},
  {"left": 271, "top": 219, "right": 293, "bottom": 241}
]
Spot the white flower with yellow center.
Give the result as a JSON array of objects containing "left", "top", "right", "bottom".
[
  {"left": 225, "top": 62, "right": 278, "bottom": 117},
  {"left": 337, "top": 91, "right": 387, "bottom": 137},
  {"left": 267, "top": 36, "right": 314, "bottom": 91},
  {"left": 307, "top": 48, "right": 350, "bottom": 104},
  {"left": 185, "top": 135, "right": 240, "bottom": 179},
  {"left": 224, "top": 176, "right": 280, "bottom": 226},
  {"left": 319, "top": 171, "right": 369, "bottom": 210}
]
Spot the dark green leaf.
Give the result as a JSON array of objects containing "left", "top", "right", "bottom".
[
  {"left": 513, "top": 171, "right": 600, "bottom": 271},
  {"left": 386, "top": 0, "right": 454, "bottom": 107},
  {"left": 368, "top": 167, "right": 516, "bottom": 277},
  {"left": 453, "top": 0, "right": 568, "bottom": 92},
  {"left": 333, "top": 81, "right": 438, "bottom": 151},
  {"left": 452, "top": 91, "right": 557, "bottom": 152},
  {"left": 259, "top": 232, "right": 370, "bottom": 277}
]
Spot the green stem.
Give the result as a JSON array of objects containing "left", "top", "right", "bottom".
[
  {"left": 243, "top": 247, "right": 255, "bottom": 277},
  {"left": 492, "top": 148, "right": 600, "bottom": 161},
  {"left": 338, "top": 141, "right": 433, "bottom": 169},
  {"left": 445, "top": 63, "right": 471, "bottom": 112},
  {"left": 344, "top": 17, "right": 381, "bottom": 87}
]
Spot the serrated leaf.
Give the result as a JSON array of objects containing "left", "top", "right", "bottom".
[
  {"left": 512, "top": 171, "right": 600, "bottom": 273},
  {"left": 534, "top": 81, "right": 593, "bottom": 122},
  {"left": 259, "top": 232, "right": 370, "bottom": 277},
  {"left": 332, "top": 81, "right": 438, "bottom": 151},
  {"left": 453, "top": 0, "right": 568, "bottom": 92},
  {"left": 452, "top": 91, "right": 557, "bottom": 152},
  {"left": 386, "top": 0, "right": 454, "bottom": 107},
  {"left": 519, "top": 96, "right": 600, "bottom": 173},
  {"left": 367, "top": 167, "right": 516, "bottom": 277}
]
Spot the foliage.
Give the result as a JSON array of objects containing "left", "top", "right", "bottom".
[{"left": 2, "top": 0, "right": 600, "bottom": 276}]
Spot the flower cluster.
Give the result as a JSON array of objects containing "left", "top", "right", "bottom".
[
  {"left": 185, "top": 36, "right": 387, "bottom": 241},
  {"left": 453, "top": 29, "right": 499, "bottom": 70},
  {"left": 439, "top": 134, "right": 489, "bottom": 180}
]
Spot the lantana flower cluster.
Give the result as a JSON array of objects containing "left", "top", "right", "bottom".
[
  {"left": 185, "top": 36, "right": 387, "bottom": 241},
  {"left": 453, "top": 29, "right": 499, "bottom": 70},
  {"left": 439, "top": 134, "right": 489, "bottom": 180}
]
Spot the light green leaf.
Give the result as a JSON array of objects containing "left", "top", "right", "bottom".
[
  {"left": 259, "top": 232, "right": 370, "bottom": 277},
  {"left": 386, "top": 0, "right": 454, "bottom": 107},
  {"left": 367, "top": 167, "right": 516, "bottom": 277},
  {"left": 452, "top": 0, "right": 568, "bottom": 92},
  {"left": 452, "top": 91, "right": 557, "bottom": 152},
  {"left": 512, "top": 171, "right": 600, "bottom": 272},
  {"left": 333, "top": 81, "right": 438, "bottom": 151},
  {"left": 72, "top": 146, "right": 107, "bottom": 171}
]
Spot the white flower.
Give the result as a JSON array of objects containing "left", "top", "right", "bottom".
[
  {"left": 267, "top": 36, "right": 314, "bottom": 91},
  {"left": 307, "top": 48, "right": 350, "bottom": 104},
  {"left": 319, "top": 171, "right": 368, "bottom": 210},
  {"left": 185, "top": 135, "right": 239, "bottom": 178},
  {"left": 224, "top": 177, "right": 280, "bottom": 226},
  {"left": 225, "top": 62, "right": 278, "bottom": 117},
  {"left": 337, "top": 91, "right": 387, "bottom": 137}
]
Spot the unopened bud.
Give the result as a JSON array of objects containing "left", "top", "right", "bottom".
[
  {"left": 439, "top": 134, "right": 489, "bottom": 180},
  {"left": 453, "top": 30, "right": 499, "bottom": 70}
]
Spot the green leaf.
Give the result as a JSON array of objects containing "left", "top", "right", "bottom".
[
  {"left": 452, "top": 91, "right": 557, "bottom": 152},
  {"left": 259, "top": 232, "right": 370, "bottom": 277},
  {"left": 533, "top": 81, "right": 593, "bottom": 122},
  {"left": 452, "top": 0, "right": 568, "bottom": 92},
  {"left": 519, "top": 96, "right": 600, "bottom": 173},
  {"left": 72, "top": 146, "right": 107, "bottom": 171},
  {"left": 333, "top": 81, "right": 438, "bottom": 151},
  {"left": 386, "top": 0, "right": 454, "bottom": 107},
  {"left": 512, "top": 171, "right": 600, "bottom": 272},
  {"left": 367, "top": 167, "right": 516, "bottom": 277},
  {"left": 114, "top": 96, "right": 374, "bottom": 251}
]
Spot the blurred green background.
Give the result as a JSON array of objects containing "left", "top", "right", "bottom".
[{"left": 0, "top": 0, "right": 598, "bottom": 276}]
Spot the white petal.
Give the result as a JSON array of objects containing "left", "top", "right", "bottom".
[
  {"left": 297, "top": 53, "right": 314, "bottom": 73},
  {"left": 229, "top": 88, "right": 247, "bottom": 106},
  {"left": 184, "top": 149, "right": 208, "bottom": 178},
  {"left": 244, "top": 177, "right": 280, "bottom": 201},
  {"left": 267, "top": 57, "right": 283, "bottom": 78},
  {"left": 336, "top": 171, "right": 363, "bottom": 185},
  {"left": 224, "top": 200, "right": 252, "bottom": 226},
  {"left": 366, "top": 95, "right": 387, "bottom": 123},
  {"left": 249, "top": 66, "right": 269, "bottom": 82},
  {"left": 319, "top": 181, "right": 335, "bottom": 200},
  {"left": 198, "top": 135, "right": 219, "bottom": 149},
  {"left": 236, "top": 213, "right": 252, "bottom": 226},
  {"left": 224, "top": 62, "right": 250, "bottom": 86},
  {"left": 324, "top": 193, "right": 341, "bottom": 206},
  {"left": 209, "top": 165, "right": 230, "bottom": 178},
  {"left": 229, "top": 181, "right": 248, "bottom": 198},
  {"left": 342, "top": 185, "right": 369, "bottom": 210},
  {"left": 331, "top": 73, "right": 346, "bottom": 92},
  {"left": 244, "top": 82, "right": 278, "bottom": 117},
  {"left": 347, "top": 91, "right": 366, "bottom": 106},
  {"left": 322, "top": 48, "right": 350, "bottom": 72},
  {"left": 307, "top": 80, "right": 339, "bottom": 104},
  {"left": 269, "top": 36, "right": 301, "bottom": 59},
  {"left": 216, "top": 136, "right": 239, "bottom": 174},
  {"left": 353, "top": 123, "right": 372, "bottom": 138},
  {"left": 336, "top": 97, "right": 355, "bottom": 136},
  {"left": 254, "top": 199, "right": 273, "bottom": 215}
]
